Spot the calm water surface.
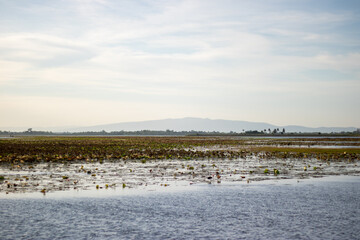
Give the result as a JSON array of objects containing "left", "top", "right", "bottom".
[{"left": 0, "top": 176, "right": 359, "bottom": 240}]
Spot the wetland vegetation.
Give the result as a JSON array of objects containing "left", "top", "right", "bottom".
[{"left": 0, "top": 136, "right": 359, "bottom": 195}]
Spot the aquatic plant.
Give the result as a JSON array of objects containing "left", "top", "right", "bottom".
[{"left": 0, "top": 136, "right": 359, "bottom": 167}]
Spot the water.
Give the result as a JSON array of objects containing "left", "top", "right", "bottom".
[
  {"left": 0, "top": 176, "right": 359, "bottom": 240},
  {"left": 272, "top": 145, "right": 360, "bottom": 149}
]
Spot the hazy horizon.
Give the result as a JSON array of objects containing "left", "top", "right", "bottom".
[
  {"left": 1, "top": 117, "right": 358, "bottom": 133},
  {"left": 1, "top": 0, "right": 360, "bottom": 128}
]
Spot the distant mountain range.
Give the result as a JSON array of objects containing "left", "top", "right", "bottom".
[{"left": 67, "top": 117, "right": 357, "bottom": 133}]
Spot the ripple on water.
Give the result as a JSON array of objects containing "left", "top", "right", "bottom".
[{"left": 0, "top": 176, "right": 359, "bottom": 240}]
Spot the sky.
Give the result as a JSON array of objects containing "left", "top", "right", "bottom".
[{"left": 1, "top": 0, "right": 360, "bottom": 130}]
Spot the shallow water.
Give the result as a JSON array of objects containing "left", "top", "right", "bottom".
[
  {"left": 0, "top": 176, "right": 359, "bottom": 240},
  {"left": 1, "top": 156, "right": 359, "bottom": 195},
  {"left": 272, "top": 145, "right": 360, "bottom": 149}
]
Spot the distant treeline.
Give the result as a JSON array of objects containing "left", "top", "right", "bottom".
[{"left": 1, "top": 128, "right": 360, "bottom": 137}]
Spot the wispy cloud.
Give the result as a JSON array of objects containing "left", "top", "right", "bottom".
[{"left": 0, "top": 0, "right": 359, "bottom": 128}]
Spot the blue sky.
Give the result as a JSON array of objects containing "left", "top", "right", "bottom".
[{"left": 0, "top": 0, "right": 359, "bottom": 130}]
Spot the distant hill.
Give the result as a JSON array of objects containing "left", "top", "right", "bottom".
[{"left": 67, "top": 117, "right": 357, "bottom": 133}]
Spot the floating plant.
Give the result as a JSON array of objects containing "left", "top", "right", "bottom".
[{"left": 0, "top": 136, "right": 359, "bottom": 194}]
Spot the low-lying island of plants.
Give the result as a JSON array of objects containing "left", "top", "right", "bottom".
[{"left": 0, "top": 136, "right": 359, "bottom": 194}]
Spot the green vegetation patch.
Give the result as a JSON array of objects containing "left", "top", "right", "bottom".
[{"left": 0, "top": 136, "right": 359, "bottom": 164}]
